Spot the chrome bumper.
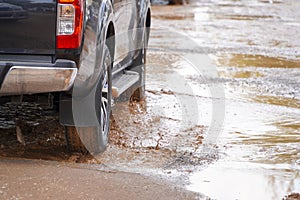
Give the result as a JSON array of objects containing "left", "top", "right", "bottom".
[{"left": 0, "top": 60, "right": 77, "bottom": 96}]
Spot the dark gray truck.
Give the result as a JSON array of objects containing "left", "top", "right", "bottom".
[{"left": 0, "top": 0, "right": 151, "bottom": 154}]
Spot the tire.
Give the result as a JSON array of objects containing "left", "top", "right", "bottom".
[
  {"left": 131, "top": 25, "right": 149, "bottom": 101},
  {"left": 66, "top": 45, "right": 112, "bottom": 154}
]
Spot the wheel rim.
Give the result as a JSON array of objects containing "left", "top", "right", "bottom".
[
  {"left": 101, "top": 81, "right": 108, "bottom": 142},
  {"left": 100, "top": 53, "right": 111, "bottom": 143}
]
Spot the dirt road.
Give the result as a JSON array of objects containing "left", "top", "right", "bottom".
[
  {"left": 0, "top": 158, "right": 200, "bottom": 200},
  {"left": 1, "top": 0, "right": 300, "bottom": 199}
]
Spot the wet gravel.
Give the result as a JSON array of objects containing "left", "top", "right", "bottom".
[{"left": 0, "top": 0, "right": 300, "bottom": 199}]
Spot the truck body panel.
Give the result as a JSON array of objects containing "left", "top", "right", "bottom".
[{"left": 0, "top": 0, "right": 56, "bottom": 55}]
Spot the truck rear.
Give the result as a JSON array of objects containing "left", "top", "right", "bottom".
[
  {"left": 0, "top": 0, "right": 151, "bottom": 154},
  {"left": 0, "top": 0, "right": 83, "bottom": 96}
]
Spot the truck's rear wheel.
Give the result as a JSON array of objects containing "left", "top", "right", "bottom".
[{"left": 66, "top": 45, "right": 112, "bottom": 154}]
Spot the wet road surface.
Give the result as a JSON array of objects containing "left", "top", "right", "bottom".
[
  {"left": 149, "top": 1, "right": 300, "bottom": 199},
  {"left": 0, "top": 158, "right": 199, "bottom": 200},
  {"left": 152, "top": 1, "right": 300, "bottom": 199},
  {"left": 1, "top": 0, "right": 300, "bottom": 199}
]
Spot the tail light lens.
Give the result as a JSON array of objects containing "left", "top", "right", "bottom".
[
  {"left": 57, "top": 0, "right": 84, "bottom": 49},
  {"left": 57, "top": 4, "right": 75, "bottom": 35}
]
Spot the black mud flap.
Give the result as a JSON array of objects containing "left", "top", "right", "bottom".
[
  {"left": 59, "top": 94, "right": 74, "bottom": 126},
  {"left": 59, "top": 93, "right": 99, "bottom": 127}
]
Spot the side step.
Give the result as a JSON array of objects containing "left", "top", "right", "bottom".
[{"left": 112, "top": 71, "right": 139, "bottom": 98}]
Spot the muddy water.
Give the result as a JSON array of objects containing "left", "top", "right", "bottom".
[
  {"left": 150, "top": 0, "right": 300, "bottom": 199},
  {"left": 0, "top": 0, "right": 300, "bottom": 199}
]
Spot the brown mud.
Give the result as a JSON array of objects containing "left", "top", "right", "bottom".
[{"left": 1, "top": 0, "right": 300, "bottom": 199}]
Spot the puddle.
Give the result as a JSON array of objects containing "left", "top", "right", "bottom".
[
  {"left": 187, "top": 95, "right": 300, "bottom": 199},
  {"left": 217, "top": 14, "right": 275, "bottom": 21},
  {"left": 218, "top": 70, "right": 264, "bottom": 79},
  {"left": 218, "top": 54, "right": 300, "bottom": 69},
  {"left": 188, "top": 161, "right": 300, "bottom": 200},
  {"left": 253, "top": 96, "right": 300, "bottom": 109},
  {"left": 148, "top": 1, "right": 300, "bottom": 196},
  {"left": 214, "top": 53, "right": 300, "bottom": 102},
  {"left": 152, "top": 0, "right": 300, "bottom": 58},
  {"left": 1, "top": 1, "right": 300, "bottom": 199},
  {"left": 152, "top": 13, "right": 194, "bottom": 21},
  {"left": 180, "top": 14, "right": 300, "bottom": 199}
]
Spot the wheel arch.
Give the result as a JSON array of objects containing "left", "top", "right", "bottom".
[
  {"left": 106, "top": 21, "right": 115, "bottom": 65},
  {"left": 60, "top": 0, "right": 115, "bottom": 126},
  {"left": 146, "top": 7, "right": 151, "bottom": 29}
]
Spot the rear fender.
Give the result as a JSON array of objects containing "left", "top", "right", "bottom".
[
  {"left": 73, "top": 0, "right": 114, "bottom": 97},
  {"left": 131, "top": 0, "right": 151, "bottom": 55},
  {"left": 60, "top": 0, "right": 114, "bottom": 126},
  {"left": 138, "top": 0, "right": 151, "bottom": 28}
]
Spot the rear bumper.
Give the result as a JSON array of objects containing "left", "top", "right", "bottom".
[{"left": 0, "top": 59, "right": 77, "bottom": 96}]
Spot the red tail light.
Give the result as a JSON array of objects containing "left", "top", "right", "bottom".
[{"left": 56, "top": 0, "right": 84, "bottom": 49}]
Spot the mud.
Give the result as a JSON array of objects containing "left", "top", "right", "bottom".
[
  {"left": 150, "top": 0, "right": 300, "bottom": 199},
  {"left": 0, "top": 158, "right": 201, "bottom": 200},
  {"left": 1, "top": 0, "right": 300, "bottom": 199},
  {"left": 0, "top": 103, "right": 97, "bottom": 163},
  {"left": 284, "top": 193, "right": 300, "bottom": 200}
]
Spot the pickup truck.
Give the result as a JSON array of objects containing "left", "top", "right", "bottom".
[{"left": 0, "top": 0, "right": 151, "bottom": 154}]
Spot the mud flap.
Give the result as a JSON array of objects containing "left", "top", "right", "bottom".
[
  {"left": 59, "top": 94, "right": 74, "bottom": 126},
  {"left": 59, "top": 92, "right": 99, "bottom": 127}
]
